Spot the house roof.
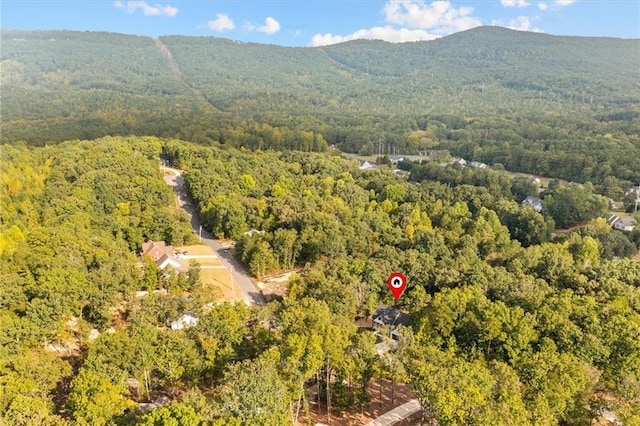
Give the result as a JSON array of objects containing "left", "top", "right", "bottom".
[
  {"left": 170, "top": 313, "right": 199, "bottom": 330},
  {"left": 522, "top": 196, "right": 543, "bottom": 206},
  {"left": 614, "top": 217, "right": 637, "bottom": 228},
  {"left": 157, "top": 253, "right": 182, "bottom": 270},
  {"left": 359, "top": 160, "right": 376, "bottom": 170},
  {"left": 141, "top": 240, "right": 174, "bottom": 260},
  {"left": 372, "top": 305, "right": 410, "bottom": 327}
]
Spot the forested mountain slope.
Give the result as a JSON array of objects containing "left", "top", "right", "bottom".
[
  {"left": 162, "top": 26, "right": 638, "bottom": 116},
  {"left": 2, "top": 27, "right": 638, "bottom": 146}
]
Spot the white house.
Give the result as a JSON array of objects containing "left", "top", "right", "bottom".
[
  {"left": 156, "top": 253, "right": 182, "bottom": 270},
  {"left": 359, "top": 160, "right": 376, "bottom": 170},
  {"left": 624, "top": 186, "right": 640, "bottom": 198},
  {"left": 171, "top": 313, "right": 199, "bottom": 330},
  {"left": 469, "top": 161, "right": 488, "bottom": 169},
  {"left": 389, "top": 155, "right": 405, "bottom": 165}
]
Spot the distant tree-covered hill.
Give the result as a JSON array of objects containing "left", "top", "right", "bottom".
[
  {"left": 160, "top": 27, "right": 639, "bottom": 117},
  {"left": 2, "top": 27, "right": 639, "bottom": 184}
]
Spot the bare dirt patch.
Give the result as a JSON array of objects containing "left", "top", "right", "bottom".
[{"left": 257, "top": 270, "right": 298, "bottom": 300}]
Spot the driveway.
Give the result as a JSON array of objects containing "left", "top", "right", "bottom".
[
  {"left": 162, "top": 166, "right": 265, "bottom": 306},
  {"left": 364, "top": 399, "right": 421, "bottom": 426}
]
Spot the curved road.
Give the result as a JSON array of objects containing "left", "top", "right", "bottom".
[{"left": 161, "top": 166, "right": 265, "bottom": 306}]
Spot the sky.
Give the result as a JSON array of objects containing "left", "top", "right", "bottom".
[{"left": 1, "top": 0, "right": 639, "bottom": 46}]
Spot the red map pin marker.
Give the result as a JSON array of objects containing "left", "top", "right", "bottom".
[{"left": 387, "top": 272, "right": 407, "bottom": 302}]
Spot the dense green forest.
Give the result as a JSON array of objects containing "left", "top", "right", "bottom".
[
  {"left": 2, "top": 28, "right": 640, "bottom": 183},
  {"left": 2, "top": 25, "right": 639, "bottom": 425},
  {"left": 2, "top": 136, "right": 638, "bottom": 424}
]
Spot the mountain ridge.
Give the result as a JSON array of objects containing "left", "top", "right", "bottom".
[{"left": 1, "top": 26, "right": 639, "bottom": 146}]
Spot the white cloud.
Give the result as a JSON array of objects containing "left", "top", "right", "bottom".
[
  {"left": 256, "top": 17, "right": 281, "bottom": 35},
  {"left": 383, "top": 1, "right": 483, "bottom": 34},
  {"left": 538, "top": 2, "right": 549, "bottom": 10},
  {"left": 114, "top": 1, "right": 177, "bottom": 17},
  {"left": 555, "top": 0, "right": 576, "bottom": 5},
  {"left": 311, "top": 26, "right": 438, "bottom": 47},
  {"left": 311, "top": 1, "right": 482, "bottom": 46},
  {"left": 208, "top": 14, "right": 235, "bottom": 32},
  {"left": 492, "top": 16, "right": 541, "bottom": 32},
  {"left": 501, "top": 0, "right": 530, "bottom": 7}
]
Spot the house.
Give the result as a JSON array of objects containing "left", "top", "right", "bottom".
[
  {"left": 359, "top": 160, "right": 376, "bottom": 170},
  {"left": 389, "top": 155, "right": 405, "bottom": 165},
  {"left": 156, "top": 253, "right": 182, "bottom": 270},
  {"left": 469, "top": 161, "right": 488, "bottom": 169},
  {"left": 170, "top": 313, "right": 199, "bottom": 330},
  {"left": 393, "top": 169, "right": 409, "bottom": 177},
  {"left": 141, "top": 240, "right": 174, "bottom": 261},
  {"left": 138, "top": 396, "right": 171, "bottom": 413},
  {"left": 372, "top": 305, "right": 410, "bottom": 340},
  {"left": 522, "top": 196, "right": 544, "bottom": 212},
  {"left": 624, "top": 186, "right": 640, "bottom": 198},
  {"left": 608, "top": 198, "right": 625, "bottom": 210},
  {"left": 244, "top": 229, "right": 265, "bottom": 237},
  {"left": 450, "top": 157, "right": 467, "bottom": 167},
  {"left": 375, "top": 339, "right": 398, "bottom": 356},
  {"left": 141, "top": 240, "right": 185, "bottom": 270},
  {"left": 612, "top": 217, "right": 637, "bottom": 232}
]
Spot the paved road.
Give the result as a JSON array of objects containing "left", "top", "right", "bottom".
[
  {"left": 161, "top": 166, "right": 265, "bottom": 306},
  {"left": 364, "top": 399, "right": 421, "bottom": 426}
]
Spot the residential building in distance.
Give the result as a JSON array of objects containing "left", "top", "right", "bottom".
[
  {"left": 359, "top": 160, "right": 376, "bottom": 170},
  {"left": 608, "top": 215, "right": 637, "bottom": 232},
  {"left": 389, "top": 155, "right": 405, "bottom": 165},
  {"left": 469, "top": 160, "right": 488, "bottom": 169},
  {"left": 141, "top": 240, "right": 174, "bottom": 262},
  {"left": 450, "top": 157, "right": 467, "bottom": 167},
  {"left": 170, "top": 313, "right": 199, "bottom": 330},
  {"left": 372, "top": 305, "right": 410, "bottom": 340},
  {"left": 522, "top": 196, "right": 544, "bottom": 212}
]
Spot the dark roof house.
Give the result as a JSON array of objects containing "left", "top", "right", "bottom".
[
  {"left": 372, "top": 305, "right": 410, "bottom": 342},
  {"left": 372, "top": 305, "right": 410, "bottom": 328},
  {"left": 522, "top": 196, "right": 543, "bottom": 212}
]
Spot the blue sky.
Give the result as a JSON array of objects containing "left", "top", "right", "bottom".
[{"left": 2, "top": 1, "right": 638, "bottom": 46}]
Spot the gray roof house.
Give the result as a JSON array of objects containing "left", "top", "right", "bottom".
[
  {"left": 372, "top": 305, "right": 410, "bottom": 340},
  {"left": 613, "top": 217, "right": 637, "bottom": 232},
  {"left": 522, "top": 196, "right": 544, "bottom": 212},
  {"left": 371, "top": 305, "right": 410, "bottom": 353}
]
